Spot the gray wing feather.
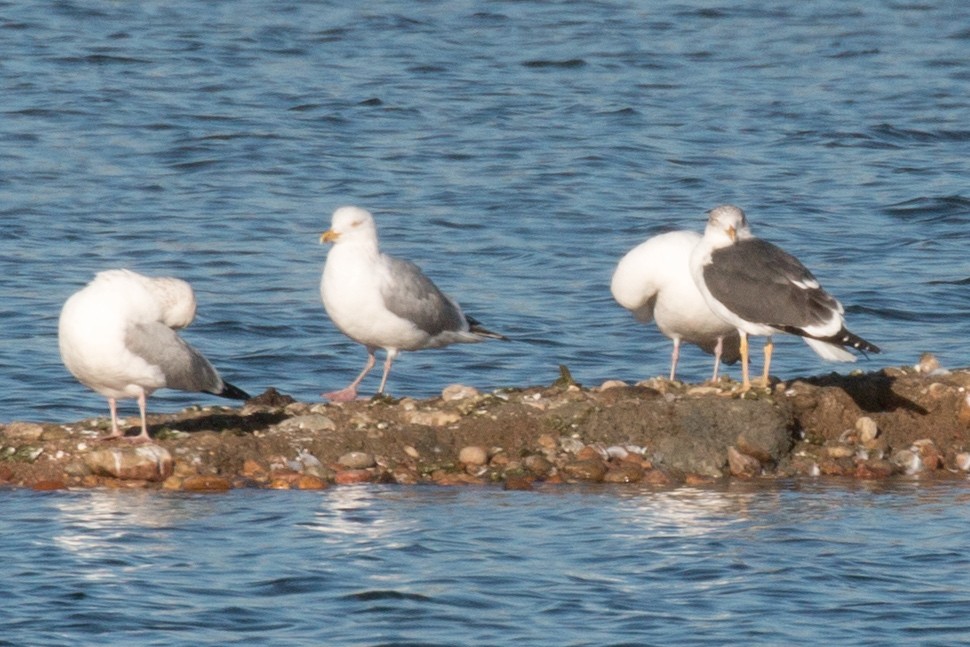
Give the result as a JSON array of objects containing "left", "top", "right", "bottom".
[
  {"left": 705, "top": 239, "right": 841, "bottom": 328},
  {"left": 381, "top": 256, "right": 465, "bottom": 336},
  {"left": 125, "top": 322, "right": 224, "bottom": 393}
]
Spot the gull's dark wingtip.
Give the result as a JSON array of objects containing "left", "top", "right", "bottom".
[{"left": 217, "top": 381, "right": 251, "bottom": 401}]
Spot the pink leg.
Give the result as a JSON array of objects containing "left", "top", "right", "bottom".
[
  {"left": 710, "top": 336, "right": 724, "bottom": 383},
  {"left": 325, "top": 348, "right": 377, "bottom": 402},
  {"left": 98, "top": 397, "right": 125, "bottom": 441},
  {"left": 376, "top": 350, "right": 398, "bottom": 395},
  {"left": 127, "top": 390, "right": 152, "bottom": 443},
  {"left": 669, "top": 338, "right": 681, "bottom": 381}
]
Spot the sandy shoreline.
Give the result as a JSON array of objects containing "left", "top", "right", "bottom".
[{"left": 3, "top": 363, "right": 970, "bottom": 491}]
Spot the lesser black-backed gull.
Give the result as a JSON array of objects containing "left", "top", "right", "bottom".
[
  {"left": 58, "top": 269, "right": 250, "bottom": 441},
  {"left": 690, "top": 205, "right": 879, "bottom": 391},
  {"left": 320, "top": 206, "right": 507, "bottom": 401},
  {"left": 611, "top": 230, "right": 741, "bottom": 381}
]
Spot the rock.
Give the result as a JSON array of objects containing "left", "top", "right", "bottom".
[
  {"left": 727, "top": 446, "right": 761, "bottom": 478},
  {"left": 442, "top": 384, "right": 480, "bottom": 401},
  {"left": 562, "top": 458, "right": 607, "bottom": 482},
  {"left": 736, "top": 422, "right": 792, "bottom": 463},
  {"left": 826, "top": 445, "right": 856, "bottom": 459},
  {"left": 275, "top": 414, "right": 336, "bottom": 432},
  {"left": 85, "top": 445, "right": 174, "bottom": 482},
  {"left": 854, "top": 459, "right": 894, "bottom": 480},
  {"left": 338, "top": 451, "right": 376, "bottom": 469},
  {"left": 335, "top": 469, "right": 373, "bottom": 485},
  {"left": 181, "top": 475, "right": 232, "bottom": 491},
  {"left": 890, "top": 449, "right": 922, "bottom": 475},
  {"left": 405, "top": 410, "right": 461, "bottom": 427},
  {"left": 598, "top": 380, "right": 628, "bottom": 391},
  {"left": 458, "top": 446, "right": 488, "bottom": 466},
  {"left": 403, "top": 445, "right": 421, "bottom": 459},
  {"left": 855, "top": 416, "right": 879, "bottom": 444},
  {"left": 523, "top": 455, "right": 553, "bottom": 477},
  {"left": 294, "top": 475, "right": 328, "bottom": 490},
  {"left": 954, "top": 452, "right": 970, "bottom": 472},
  {"left": 603, "top": 462, "right": 644, "bottom": 483},
  {"left": 2, "top": 422, "right": 45, "bottom": 441}
]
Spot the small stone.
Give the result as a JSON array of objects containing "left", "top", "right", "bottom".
[
  {"left": 181, "top": 475, "right": 232, "bottom": 492},
  {"left": 403, "top": 445, "right": 421, "bottom": 459},
  {"left": 954, "top": 452, "right": 970, "bottom": 472},
  {"left": 85, "top": 445, "right": 174, "bottom": 482},
  {"left": 559, "top": 437, "right": 585, "bottom": 454},
  {"left": 736, "top": 424, "right": 792, "bottom": 463},
  {"left": 523, "top": 455, "right": 553, "bottom": 477},
  {"left": 536, "top": 434, "right": 557, "bottom": 450},
  {"left": 576, "top": 446, "right": 602, "bottom": 461},
  {"left": 31, "top": 479, "right": 67, "bottom": 491},
  {"left": 241, "top": 459, "right": 266, "bottom": 477},
  {"left": 335, "top": 469, "right": 373, "bottom": 485},
  {"left": 405, "top": 410, "right": 461, "bottom": 427},
  {"left": 855, "top": 417, "right": 879, "bottom": 444},
  {"left": 562, "top": 458, "right": 607, "bottom": 482},
  {"left": 912, "top": 439, "right": 943, "bottom": 470},
  {"left": 728, "top": 446, "right": 761, "bottom": 478},
  {"left": 295, "top": 475, "right": 328, "bottom": 490},
  {"left": 854, "top": 459, "right": 894, "bottom": 480},
  {"left": 826, "top": 445, "right": 856, "bottom": 459},
  {"left": 2, "top": 422, "right": 45, "bottom": 441},
  {"left": 598, "top": 379, "right": 627, "bottom": 391},
  {"left": 338, "top": 451, "right": 376, "bottom": 469},
  {"left": 603, "top": 462, "right": 644, "bottom": 483},
  {"left": 890, "top": 449, "right": 922, "bottom": 475},
  {"left": 275, "top": 414, "right": 336, "bottom": 433},
  {"left": 458, "top": 445, "right": 488, "bottom": 466},
  {"left": 442, "top": 384, "right": 480, "bottom": 401}
]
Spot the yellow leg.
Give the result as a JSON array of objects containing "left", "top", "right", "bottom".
[
  {"left": 739, "top": 332, "right": 750, "bottom": 391},
  {"left": 761, "top": 337, "right": 773, "bottom": 387}
]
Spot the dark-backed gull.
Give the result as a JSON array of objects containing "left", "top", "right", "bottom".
[{"left": 690, "top": 205, "right": 879, "bottom": 391}]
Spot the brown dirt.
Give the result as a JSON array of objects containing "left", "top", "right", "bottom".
[{"left": 3, "top": 363, "right": 970, "bottom": 491}]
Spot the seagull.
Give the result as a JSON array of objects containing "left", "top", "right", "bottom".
[
  {"left": 58, "top": 269, "right": 250, "bottom": 441},
  {"left": 611, "top": 230, "right": 740, "bottom": 381},
  {"left": 319, "top": 206, "right": 506, "bottom": 401},
  {"left": 690, "top": 205, "right": 879, "bottom": 391}
]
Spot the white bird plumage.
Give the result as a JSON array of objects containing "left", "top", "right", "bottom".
[
  {"left": 58, "top": 269, "right": 250, "bottom": 441},
  {"left": 320, "top": 206, "right": 506, "bottom": 401},
  {"left": 612, "top": 230, "right": 741, "bottom": 382}
]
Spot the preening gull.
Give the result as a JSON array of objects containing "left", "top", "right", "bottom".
[
  {"left": 58, "top": 269, "right": 250, "bottom": 441},
  {"left": 690, "top": 205, "right": 880, "bottom": 391},
  {"left": 320, "top": 206, "right": 507, "bottom": 401},
  {"left": 611, "top": 230, "right": 740, "bottom": 381}
]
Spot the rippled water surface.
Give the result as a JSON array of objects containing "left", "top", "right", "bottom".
[
  {"left": 3, "top": 482, "right": 970, "bottom": 646},
  {"left": 2, "top": 3, "right": 970, "bottom": 643}
]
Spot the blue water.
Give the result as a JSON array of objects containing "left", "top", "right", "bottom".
[
  {"left": 2, "top": 2, "right": 970, "bottom": 643},
  {"left": 2, "top": 481, "right": 969, "bottom": 646}
]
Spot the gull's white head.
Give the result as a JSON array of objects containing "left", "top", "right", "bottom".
[
  {"left": 704, "top": 204, "right": 751, "bottom": 247},
  {"left": 321, "top": 206, "right": 378, "bottom": 245}
]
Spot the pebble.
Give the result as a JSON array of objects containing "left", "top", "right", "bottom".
[
  {"left": 181, "top": 475, "right": 232, "bottom": 492},
  {"left": 603, "top": 463, "right": 644, "bottom": 483},
  {"left": 598, "top": 379, "right": 628, "bottom": 391},
  {"left": 85, "top": 445, "right": 174, "bottom": 482},
  {"left": 523, "top": 455, "right": 553, "bottom": 477},
  {"left": 338, "top": 451, "right": 376, "bottom": 469},
  {"left": 403, "top": 445, "right": 420, "bottom": 459},
  {"left": 442, "top": 384, "right": 480, "bottom": 401},
  {"left": 954, "top": 452, "right": 970, "bottom": 472},
  {"left": 2, "top": 422, "right": 45, "bottom": 441},
  {"left": 727, "top": 447, "right": 761, "bottom": 478},
  {"left": 855, "top": 417, "right": 879, "bottom": 444},
  {"left": 890, "top": 449, "right": 922, "bottom": 475},
  {"left": 405, "top": 410, "right": 461, "bottom": 427},
  {"left": 335, "top": 469, "right": 373, "bottom": 485},
  {"left": 562, "top": 458, "right": 607, "bottom": 482},
  {"left": 458, "top": 445, "right": 488, "bottom": 466},
  {"left": 275, "top": 414, "right": 336, "bottom": 433}
]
